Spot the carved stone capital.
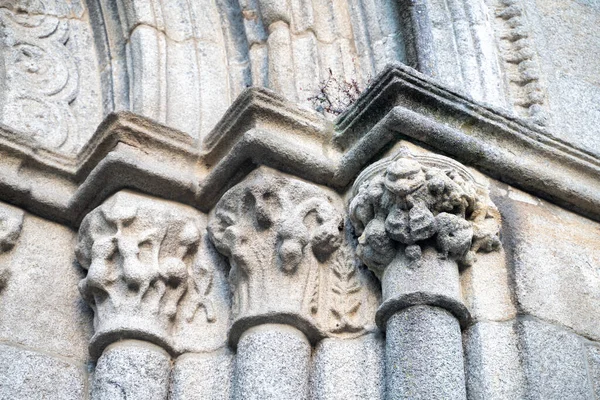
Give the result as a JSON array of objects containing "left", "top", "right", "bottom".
[
  {"left": 208, "top": 168, "right": 378, "bottom": 346},
  {"left": 0, "top": 203, "right": 24, "bottom": 289},
  {"left": 77, "top": 190, "right": 225, "bottom": 358},
  {"left": 349, "top": 150, "right": 501, "bottom": 326}
]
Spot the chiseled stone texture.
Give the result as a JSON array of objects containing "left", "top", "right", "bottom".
[
  {"left": 92, "top": 340, "right": 171, "bottom": 400},
  {"left": 0, "top": 343, "right": 86, "bottom": 400},
  {"left": 463, "top": 321, "right": 526, "bottom": 400},
  {"left": 522, "top": 0, "right": 600, "bottom": 155},
  {"left": 310, "top": 333, "right": 385, "bottom": 400},
  {"left": 461, "top": 248, "right": 516, "bottom": 323},
  {"left": 170, "top": 349, "right": 233, "bottom": 400},
  {"left": 0, "top": 211, "right": 92, "bottom": 361},
  {"left": 233, "top": 324, "right": 311, "bottom": 400},
  {"left": 496, "top": 188, "right": 600, "bottom": 341},
  {"left": 587, "top": 345, "right": 600, "bottom": 399},
  {"left": 385, "top": 305, "right": 466, "bottom": 400},
  {"left": 517, "top": 318, "right": 594, "bottom": 399}
]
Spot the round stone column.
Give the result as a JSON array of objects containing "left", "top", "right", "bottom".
[
  {"left": 208, "top": 168, "right": 362, "bottom": 400},
  {"left": 91, "top": 340, "right": 171, "bottom": 400},
  {"left": 76, "top": 190, "right": 210, "bottom": 399},
  {"left": 234, "top": 324, "right": 311, "bottom": 400},
  {"left": 386, "top": 306, "right": 465, "bottom": 399},
  {"left": 348, "top": 151, "right": 502, "bottom": 400},
  {"left": 378, "top": 247, "right": 468, "bottom": 399}
]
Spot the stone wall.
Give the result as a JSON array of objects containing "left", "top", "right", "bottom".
[
  {"left": 1, "top": 0, "right": 599, "bottom": 399},
  {"left": 1, "top": 156, "right": 599, "bottom": 399}
]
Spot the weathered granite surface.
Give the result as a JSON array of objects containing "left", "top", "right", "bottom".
[
  {"left": 233, "top": 324, "right": 311, "bottom": 400},
  {"left": 0, "top": 0, "right": 599, "bottom": 399},
  {"left": 310, "top": 334, "right": 385, "bottom": 400},
  {"left": 522, "top": 0, "right": 600, "bottom": 155},
  {"left": 170, "top": 349, "right": 233, "bottom": 400},
  {"left": 464, "top": 321, "right": 526, "bottom": 400},
  {"left": 0, "top": 343, "right": 87, "bottom": 400},
  {"left": 0, "top": 208, "right": 92, "bottom": 361},
  {"left": 588, "top": 345, "right": 600, "bottom": 400},
  {"left": 91, "top": 340, "right": 171, "bottom": 400},
  {"left": 386, "top": 306, "right": 467, "bottom": 399},
  {"left": 497, "top": 190, "right": 600, "bottom": 341}
]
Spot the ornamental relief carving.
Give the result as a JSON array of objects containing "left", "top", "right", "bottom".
[
  {"left": 0, "top": 202, "right": 24, "bottom": 290},
  {"left": 349, "top": 149, "right": 502, "bottom": 278},
  {"left": 76, "top": 191, "right": 228, "bottom": 357},
  {"left": 208, "top": 168, "right": 379, "bottom": 342},
  {"left": 0, "top": 2, "right": 79, "bottom": 150}
]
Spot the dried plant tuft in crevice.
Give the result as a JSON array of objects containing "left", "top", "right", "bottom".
[{"left": 308, "top": 69, "right": 365, "bottom": 116}]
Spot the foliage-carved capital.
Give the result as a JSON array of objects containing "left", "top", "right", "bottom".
[{"left": 208, "top": 169, "right": 379, "bottom": 345}]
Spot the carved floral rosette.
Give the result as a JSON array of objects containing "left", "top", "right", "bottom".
[
  {"left": 76, "top": 191, "right": 218, "bottom": 357},
  {"left": 348, "top": 150, "right": 502, "bottom": 326},
  {"left": 208, "top": 169, "right": 378, "bottom": 346}
]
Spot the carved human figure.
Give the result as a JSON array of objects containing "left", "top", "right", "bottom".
[
  {"left": 76, "top": 190, "right": 215, "bottom": 357},
  {"left": 350, "top": 152, "right": 500, "bottom": 275}
]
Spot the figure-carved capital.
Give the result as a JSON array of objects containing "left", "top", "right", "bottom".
[
  {"left": 77, "top": 191, "right": 222, "bottom": 358},
  {"left": 208, "top": 169, "right": 378, "bottom": 346},
  {"left": 0, "top": 203, "right": 24, "bottom": 289},
  {"left": 348, "top": 150, "right": 502, "bottom": 327},
  {"left": 350, "top": 150, "right": 501, "bottom": 277}
]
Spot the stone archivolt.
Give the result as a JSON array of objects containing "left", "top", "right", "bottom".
[
  {"left": 76, "top": 190, "right": 219, "bottom": 357},
  {"left": 0, "top": 5, "right": 79, "bottom": 150},
  {"left": 208, "top": 168, "right": 379, "bottom": 345}
]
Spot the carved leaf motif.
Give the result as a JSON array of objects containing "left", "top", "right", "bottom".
[{"left": 329, "top": 249, "right": 363, "bottom": 334}]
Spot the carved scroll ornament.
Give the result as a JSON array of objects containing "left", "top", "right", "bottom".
[
  {"left": 0, "top": 4, "right": 79, "bottom": 150},
  {"left": 76, "top": 191, "right": 216, "bottom": 357}
]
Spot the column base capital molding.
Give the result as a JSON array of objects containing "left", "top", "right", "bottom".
[{"left": 376, "top": 293, "right": 471, "bottom": 330}]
